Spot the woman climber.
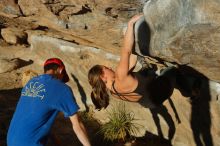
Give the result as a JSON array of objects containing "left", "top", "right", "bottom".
[{"left": 88, "top": 14, "right": 188, "bottom": 110}]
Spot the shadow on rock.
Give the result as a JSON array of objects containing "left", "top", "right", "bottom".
[
  {"left": 71, "top": 73, "right": 89, "bottom": 111},
  {"left": 0, "top": 88, "right": 22, "bottom": 146},
  {"left": 15, "top": 58, "right": 33, "bottom": 69},
  {"left": 134, "top": 15, "right": 151, "bottom": 56},
  {"left": 132, "top": 131, "right": 172, "bottom": 146},
  {"left": 149, "top": 104, "right": 175, "bottom": 143},
  {"left": 136, "top": 67, "right": 180, "bottom": 145},
  {"left": 177, "top": 65, "right": 213, "bottom": 146}
]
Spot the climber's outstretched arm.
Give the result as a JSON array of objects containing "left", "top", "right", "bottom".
[{"left": 116, "top": 14, "right": 143, "bottom": 80}]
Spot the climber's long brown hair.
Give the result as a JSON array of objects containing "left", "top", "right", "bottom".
[{"left": 88, "top": 65, "right": 109, "bottom": 110}]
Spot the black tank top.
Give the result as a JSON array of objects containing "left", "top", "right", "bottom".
[{"left": 111, "top": 69, "right": 158, "bottom": 108}]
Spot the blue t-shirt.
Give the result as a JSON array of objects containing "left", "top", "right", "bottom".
[{"left": 7, "top": 74, "right": 79, "bottom": 146}]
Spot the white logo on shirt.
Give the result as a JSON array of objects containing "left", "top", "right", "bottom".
[{"left": 21, "top": 82, "right": 46, "bottom": 100}]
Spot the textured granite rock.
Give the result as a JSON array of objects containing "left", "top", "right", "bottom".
[{"left": 136, "top": 0, "right": 220, "bottom": 82}]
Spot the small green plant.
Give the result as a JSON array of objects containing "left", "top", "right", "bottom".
[{"left": 99, "top": 102, "right": 140, "bottom": 142}]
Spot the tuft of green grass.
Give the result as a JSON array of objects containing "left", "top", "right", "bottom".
[{"left": 98, "top": 102, "right": 140, "bottom": 142}]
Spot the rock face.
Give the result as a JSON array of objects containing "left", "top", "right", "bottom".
[
  {"left": 0, "top": 58, "right": 22, "bottom": 73},
  {"left": 0, "top": 0, "right": 220, "bottom": 146},
  {"left": 16, "top": 0, "right": 145, "bottom": 53},
  {"left": 0, "top": 58, "right": 33, "bottom": 73},
  {"left": 1, "top": 27, "right": 27, "bottom": 44},
  {"left": 139, "top": 0, "right": 220, "bottom": 82},
  {"left": 21, "top": 70, "right": 38, "bottom": 87},
  {"left": 0, "top": 0, "right": 21, "bottom": 17}
]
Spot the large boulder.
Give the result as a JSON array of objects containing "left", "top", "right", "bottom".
[{"left": 135, "top": 0, "right": 220, "bottom": 82}]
